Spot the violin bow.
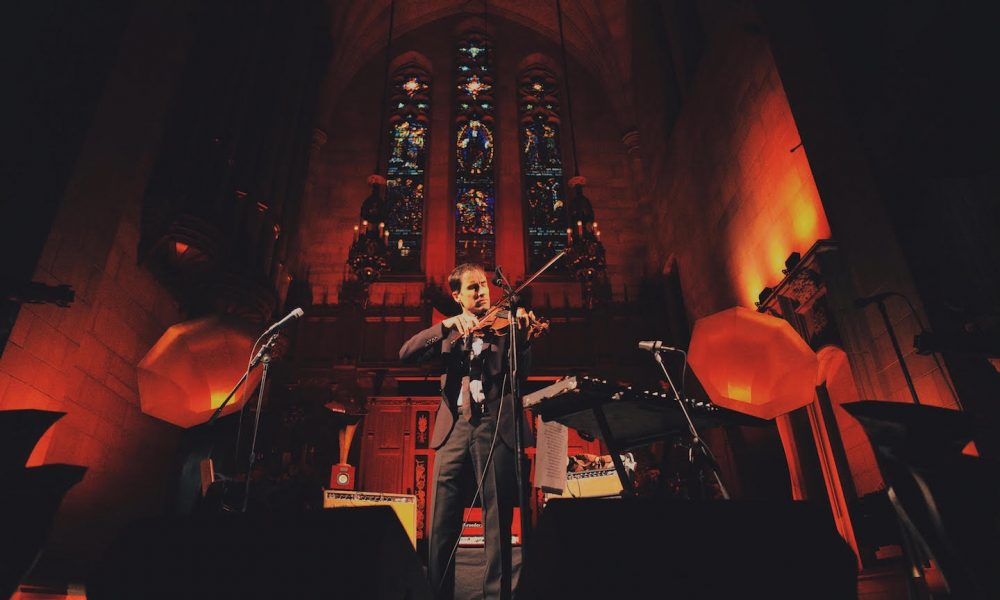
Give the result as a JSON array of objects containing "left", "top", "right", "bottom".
[{"left": 493, "top": 249, "right": 568, "bottom": 311}]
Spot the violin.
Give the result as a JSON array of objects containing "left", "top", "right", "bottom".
[
  {"left": 449, "top": 250, "right": 566, "bottom": 346},
  {"left": 472, "top": 307, "right": 550, "bottom": 341},
  {"left": 449, "top": 305, "right": 550, "bottom": 346}
]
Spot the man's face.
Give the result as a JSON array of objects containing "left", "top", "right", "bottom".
[{"left": 452, "top": 269, "right": 490, "bottom": 317}]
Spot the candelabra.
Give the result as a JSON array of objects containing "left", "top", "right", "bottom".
[
  {"left": 564, "top": 176, "right": 607, "bottom": 308},
  {"left": 347, "top": 175, "right": 390, "bottom": 285}
]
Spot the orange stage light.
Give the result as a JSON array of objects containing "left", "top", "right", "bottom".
[
  {"left": 689, "top": 306, "right": 819, "bottom": 420},
  {"left": 137, "top": 315, "right": 264, "bottom": 428}
]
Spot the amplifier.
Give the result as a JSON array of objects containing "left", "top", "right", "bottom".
[
  {"left": 545, "top": 467, "right": 624, "bottom": 500},
  {"left": 323, "top": 490, "right": 417, "bottom": 548},
  {"left": 458, "top": 507, "right": 522, "bottom": 547}
]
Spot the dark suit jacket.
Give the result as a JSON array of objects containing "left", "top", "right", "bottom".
[{"left": 399, "top": 322, "right": 534, "bottom": 450}]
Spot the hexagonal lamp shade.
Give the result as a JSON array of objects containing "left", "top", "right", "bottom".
[
  {"left": 138, "top": 315, "right": 263, "bottom": 428},
  {"left": 688, "top": 306, "right": 819, "bottom": 420}
]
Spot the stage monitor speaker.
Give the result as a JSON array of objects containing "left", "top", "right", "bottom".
[
  {"left": 517, "top": 498, "right": 858, "bottom": 600},
  {"left": 87, "top": 507, "right": 431, "bottom": 600}
]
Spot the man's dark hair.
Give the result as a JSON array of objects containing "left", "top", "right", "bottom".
[{"left": 448, "top": 263, "right": 486, "bottom": 292}]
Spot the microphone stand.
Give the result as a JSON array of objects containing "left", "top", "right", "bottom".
[
  {"left": 208, "top": 333, "right": 278, "bottom": 426},
  {"left": 650, "top": 350, "right": 730, "bottom": 500},
  {"left": 870, "top": 296, "right": 921, "bottom": 405},
  {"left": 240, "top": 332, "right": 281, "bottom": 512},
  {"left": 188, "top": 332, "right": 279, "bottom": 512},
  {"left": 493, "top": 250, "right": 566, "bottom": 558}
]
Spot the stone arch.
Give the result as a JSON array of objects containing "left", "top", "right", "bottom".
[
  {"left": 516, "top": 52, "right": 562, "bottom": 76},
  {"left": 316, "top": 3, "right": 632, "bottom": 134},
  {"left": 389, "top": 50, "right": 433, "bottom": 76}
]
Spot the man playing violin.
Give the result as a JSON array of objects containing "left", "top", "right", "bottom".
[{"left": 399, "top": 263, "right": 541, "bottom": 600}]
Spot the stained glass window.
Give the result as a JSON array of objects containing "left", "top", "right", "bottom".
[
  {"left": 384, "top": 66, "right": 431, "bottom": 273},
  {"left": 454, "top": 36, "right": 497, "bottom": 267},
  {"left": 519, "top": 66, "right": 568, "bottom": 273}
]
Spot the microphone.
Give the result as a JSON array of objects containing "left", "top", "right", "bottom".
[
  {"left": 263, "top": 307, "right": 304, "bottom": 336},
  {"left": 493, "top": 265, "right": 506, "bottom": 287},
  {"left": 638, "top": 340, "right": 678, "bottom": 352},
  {"left": 854, "top": 292, "right": 894, "bottom": 308}
]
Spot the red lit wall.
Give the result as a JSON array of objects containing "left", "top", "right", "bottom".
[
  {"left": 640, "top": 6, "right": 959, "bottom": 411},
  {"left": 644, "top": 11, "right": 830, "bottom": 316},
  {"left": 0, "top": 1, "right": 194, "bottom": 580},
  {"left": 637, "top": 4, "right": 961, "bottom": 510}
]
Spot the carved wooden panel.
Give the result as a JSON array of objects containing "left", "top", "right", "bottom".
[{"left": 359, "top": 397, "right": 439, "bottom": 538}]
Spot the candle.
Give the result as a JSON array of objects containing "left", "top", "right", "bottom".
[
  {"left": 595, "top": 229, "right": 601, "bottom": 241},
  {"left": 577, "top": 220, "right": 583, "bottom": 236},
  {"left": 566, "top": 227, "right": 573, "bottom": 244},
  {"left": 384, "top": 229, "right": 390, "bottom": 243},
  {"left": 353, "top": 225, "right": 359, "bottom": 242},
  {"left": 592, "top": 221, "right": 598, "bottom": 232},
  {"left": 378, "top": 221, "right": 385, "bottom": 237},
  {"left": 361, "top": 220, "right": 369, "bottom": 234}
]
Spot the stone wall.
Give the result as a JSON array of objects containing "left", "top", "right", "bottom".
[{"left": 0, "top": 0, "right": 195, "bottom": 580}]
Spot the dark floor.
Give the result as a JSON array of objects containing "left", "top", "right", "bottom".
[{"left": 453, "top": 546, "right": 522, "bottom": 600}]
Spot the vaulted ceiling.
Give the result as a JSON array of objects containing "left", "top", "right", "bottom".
[{"left": 317, "top": 0, "right": 635, "bottom": 133}]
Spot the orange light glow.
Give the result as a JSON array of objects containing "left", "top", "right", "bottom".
[
  {"left": 767, "top": 237, "right": 789, "bottom": 279},
  {"left": 25, "top": 426, "right": 54, "bottom": 467},
  {"left": 791, "top": 195, "right": 819, "bottom": 242},
  {"left": 962, "top": 440, "right": 980, "bottom": 457},
  {"left": 10, "top": 592, "right": 87, "bottom": 600},
  {"left": 138, "top": 315, "right": 263, "bottom": 428},
  {"left": 726, "top": 383, "right": 752, "bottom": 404},
  {"left": 174, "top": 241, "right": 190, "bottom": 255},
  {"left": 689, "top": 307, "right": 819, "bottom": 420},
  {"left": 742, "top": 269, "right": 764, "bottom": 309},
  {"left": 210, "top": 391, "right": 229, "bottom": 410},
  {"left": 727, "top": 78, "right": 831, "bottom": 310}
]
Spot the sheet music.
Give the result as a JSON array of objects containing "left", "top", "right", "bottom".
[{"left": 533, "top": 416, "right": 568, "bottom": 494}]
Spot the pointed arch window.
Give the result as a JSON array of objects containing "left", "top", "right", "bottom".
[
  {"left": 454, "top": 35, "right": 497, "bottom": 267},
  {"left": 384, "top": 65, "right": 431, "bottom": 273},
  {"left": 518, "top": 65, "right": 568, "bottom": 273}
]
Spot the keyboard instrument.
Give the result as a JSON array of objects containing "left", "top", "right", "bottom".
[{"left": 524, "top": 375, "right": 766, "bottom": 448}]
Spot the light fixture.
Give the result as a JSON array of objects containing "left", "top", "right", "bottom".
[
  {"left": 755, "top": 286, "right": 774, "bottom": 308},
  {"left": 782, "top": 251, "right": 801, "bottom": 275},
  {"left": 346, "top": 0, "right": 396, "bottom": 288},
  {"left": 688, "top": 306, "right": 819, "bottom": 420},
  {"left": 556, "top": 0, "right": 608, "bottom": 308}
]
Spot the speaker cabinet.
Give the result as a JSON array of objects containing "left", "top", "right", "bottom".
[
  {"left": 87, "top": 507, "right": 431, "bottom": 600},
  {"left": 517, "top": 498, "right": 858, "bottom": 599},
  {"left": 323, "top": 490, "right": 417, "bottom": 549}
]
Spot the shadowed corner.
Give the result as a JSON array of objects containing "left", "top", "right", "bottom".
[{"left": 1, "top": 409, "right": 87, "bottom": 599}]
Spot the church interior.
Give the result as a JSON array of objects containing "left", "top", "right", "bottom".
[{"left": 3, "top": 0, "right": 999, "bottom": 598}]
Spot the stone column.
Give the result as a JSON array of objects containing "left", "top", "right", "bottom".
[{"left": 621, "top": 129, "right": 647, "bottom": 209}]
